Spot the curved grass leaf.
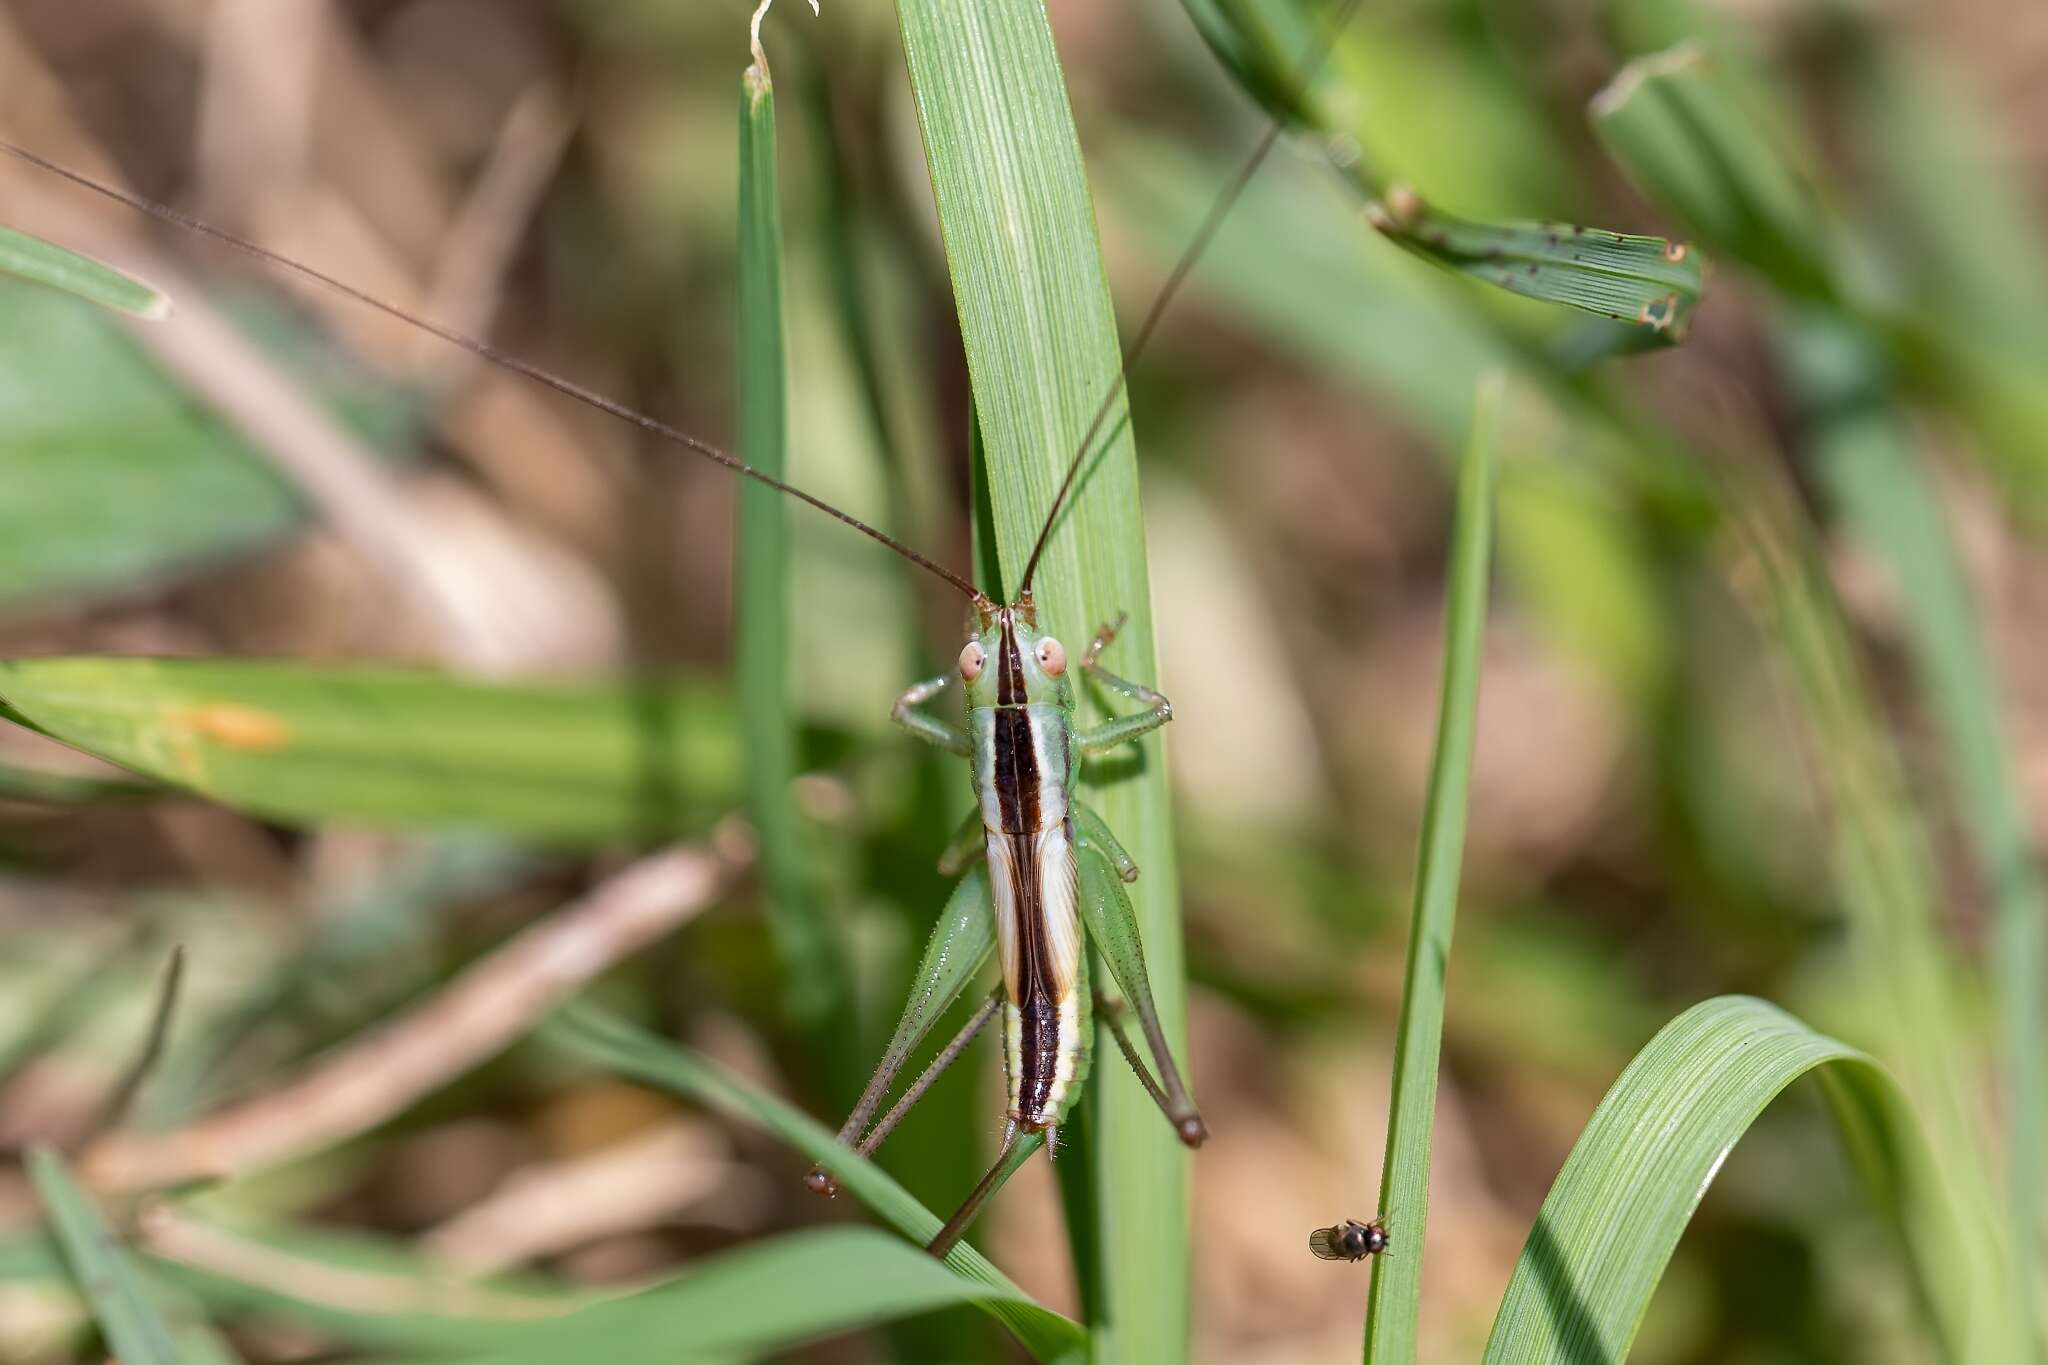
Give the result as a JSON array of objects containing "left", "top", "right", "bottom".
[
  {"left": 1793, "top": 315, "right": 2045, "bottom": 1359},
  {"left": 443, "top": 1226, "right": 1072, "bottom": 1365},
  {"left": 25, "top": 1146, "right": 180, "bottom": 1365},
  {"left": 1362, "top": 377, "right": 1499, "bottom": 1362},
  {"left": 893, "top": 0, "right": 1192, "bottom": 1356},
  {"left": 1722, "top": 453, "right": 2016, "bottom": 1359},
  {"left": 1481, "top": 996, "right": 1953, "bottom": 1364},
  {"left": 1368, "top": 190, "right": 1703, "bottom": 339},
  {"left": 538, "top": 1003, "right": 1082, "bottom": 1363},
  {"left": 0, "top": 224, "right": 169, "bottom": 317},
  {"left": 0, "top": 657, "right": 739, "bottom": 842}
]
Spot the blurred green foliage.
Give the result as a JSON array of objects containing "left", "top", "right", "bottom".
[{"left": 0, "top": 0, "right": 2040, "bottom": 1359}]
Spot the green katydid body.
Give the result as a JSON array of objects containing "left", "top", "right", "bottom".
[{"left": 808, "top": 589, "right": 1206, "bottom": 1253}]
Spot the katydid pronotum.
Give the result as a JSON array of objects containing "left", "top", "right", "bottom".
[{"left": 0, "top": 0, "right": 1360, "bottom": 1259}]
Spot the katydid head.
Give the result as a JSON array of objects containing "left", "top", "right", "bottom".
[{"left": 960, "top": 593, "right": 1070, "bottom": 709}]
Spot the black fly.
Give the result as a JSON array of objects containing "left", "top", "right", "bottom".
[{"left": 1309, "top": 1215, "right": 1391, "bottom": 1262}]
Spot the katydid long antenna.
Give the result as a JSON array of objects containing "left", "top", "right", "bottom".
[
  {"left": 0, "top": 139, "right": 984, "bottom": 602},
  {"left": 1, "top": 0, "right": 1361, "bottom": 611},
  {"left": 1014, "top": 0, "right": 1369, "bottom": 596}
]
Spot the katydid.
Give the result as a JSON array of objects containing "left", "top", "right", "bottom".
[{"left": 0, "top": 0, "right": 1360, "bottom": 1257}]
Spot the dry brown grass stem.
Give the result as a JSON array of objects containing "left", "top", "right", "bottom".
[{"left": 78, "top": 841, "right": 743, "bottom": 1193}]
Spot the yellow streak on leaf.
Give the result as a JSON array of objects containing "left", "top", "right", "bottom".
[{"left": 167, "top": 703, "right": 293, "bottom": 752}]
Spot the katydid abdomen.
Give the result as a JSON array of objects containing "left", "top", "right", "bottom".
[
  {"left": 975, "top": 687, "right": 1087, "bottom": 1132},
  {"left": 978, "top": 724, "right": 1085, "bottom": 1130}
]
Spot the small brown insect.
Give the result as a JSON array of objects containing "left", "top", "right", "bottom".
[{"left": 1309, "top": 1216, "right": 1391, "bottom": 1262}]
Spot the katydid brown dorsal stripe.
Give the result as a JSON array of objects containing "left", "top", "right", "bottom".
[{"left": 0, "top": 0, "right": 1359, "bottom": 1261}]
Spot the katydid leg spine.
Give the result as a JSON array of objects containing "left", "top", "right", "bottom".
[{"left": 0, "top": 0, "right": 1367, "bottom": 1257}]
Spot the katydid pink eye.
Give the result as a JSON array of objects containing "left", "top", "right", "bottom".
[
  {"left": 959, "top": 641, "right": 986, "bottom": 681},
  {"left": 1036, "top": 637, "right": 1067, "bottom": 676}
]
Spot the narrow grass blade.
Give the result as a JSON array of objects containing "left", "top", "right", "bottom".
[
  {"left": 1722, "top": 455, "right": 2016, "bottom": 1359},
  {"left": 1482, "top": 997, "right": 1953, "bottom": 1364},
  {"left": 894, "top": 0, "right": 1191, "bottom": 1353},
  {"left": 1361, "top": 376, "right": 1500, "bottom": 1363},
  {"left": 0, "top": 224, "right": 168, "bottom": 317},
  {"left": 1174, "top": 4, "right": 1709, "bottom": 336},
  {"left": 437, "top": 1227, "right": 1070, "bottom": 1365},
  {"left": 1099, "top": 139, "right": 1716, "bottom": 522},
  {"left": 24, "top": 1146, "right": 181, "bottom": 1365},
  {"left": 1590, "top": 42, "right": 1831, "bottom": 298},
  {"left": 538, "top": 1003, "right": 1080, "bottom": 1363},
  {"left": 144, "top": 1211, "right": 580, "bottom": 1354},
  {"left": 1178, "top": 0, "right": 1326, "bottom": 131},
  {"left": 0, "top": 658, "right": 739, "bottom": 841},
  {"left": 151, "top": 1208, "right": 1062, "bottom": 1364},
  {"left": 78, "top": 946, "right": 186, "bottom": 1143},
  {"left": 0, "top": 760, "right": 162, "bottom": 802},
  {"left": 1795, "top": 319, "right": 2045, "bottom": 1358},
  {"left": 1367, "top": 191, "right": 1703, "bottom": 339},
  {"left": 737, "top": 54, "right": 847, "bottom": 1039}
]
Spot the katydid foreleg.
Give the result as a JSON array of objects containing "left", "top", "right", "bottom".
[
  {"left": 1076, "top": 617, "right": 1173, "bottom": 756},
  {"left": 891, "top": 673, "right": 971, "bottom": 755}
]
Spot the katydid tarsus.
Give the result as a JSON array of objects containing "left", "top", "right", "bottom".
[{"left": 0, "top": 0, "right": 1361, "bottom": 1259}]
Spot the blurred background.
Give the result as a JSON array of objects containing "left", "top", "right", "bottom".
[{"left": 0, "top": 0, "right": 2043, "bottom": 1360}]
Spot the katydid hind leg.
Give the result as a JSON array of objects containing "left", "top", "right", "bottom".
[
  {"left": 936, "top": 807, "right": 987, "bottom": 877},
  {"left": 1093, "top": 989, "right": 1173, "bottom": 1117},
  {"left": 849, "top": 987, "right": 1001, "bottom": 1166},
  {"left": 1074, "top": 800, "right": 1140, "bottom": 883},
  {"left": 804, "top": 865, "right": 994, "bottom": 1195},
  {"left": 926, "top": 1124, "right": 1045, "bottom": 1259},
  {"left": 1076, "top": 843, "right": 1207, "bottom": 1146}
]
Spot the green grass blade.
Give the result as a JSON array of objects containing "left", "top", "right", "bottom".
[
  {"left": 154, "top": 1209, "right": 1064, "bottom": 1364},
  {"left": 737, "top": 53, "right": 847, "bottom": 1038},
  {"left": 0, "top": 658, "right": 739, "bottom": 841},
  {"left": 1724, "top": 458, "right": 2015, "bottom": 1359},
  {"left": 1589, "top": 42, "right": 1831, "bottom": 297},
  {"left": 1795, "top": 321, "right": 2044, "bottom": 1358},
  {"left": 0, "top": 224, "right": 169, "bottom": 317},
  {"left": 1367, "top": 192, "right": 1703, "bottom": 339},
  {"left": 443, "top": 1226, "right": 1072, "bottom": 1365},
  {"left": 146, "top": 1213, "right": 580, "bottom": 1354},
  {"left": 24, "top": 1146, "right": 182, "bottom": 1365},
  {"left": 1481, "top": 997, "right": 1951, "bottom": 1364},
  {"left": 538, "top": 1003, "right": 1081, "bottom": 1363},
  {"left": 893, "top": 0, "right": 1190, "bottom": 1353},
  {"left": 1177, "top": 0, "right": 1326, "bottom": 132},
  {"left": 1361, "top": 377, "right": 1499, "bottom": 1363}
]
